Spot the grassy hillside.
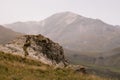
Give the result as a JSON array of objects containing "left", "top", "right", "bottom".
[{"left": 0, "top": 51, "right": 113, "bottom": 80}]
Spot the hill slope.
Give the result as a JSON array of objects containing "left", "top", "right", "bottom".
[
  {"left": 0, "top": 25, "right": 22, "bottom": 44},
  {"left": 0, "top": 51, "right": 113, "bottom": 80}
]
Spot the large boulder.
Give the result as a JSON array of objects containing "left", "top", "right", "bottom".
[{"left": 0, "top": 34, "right": 68, "bottom": 67}]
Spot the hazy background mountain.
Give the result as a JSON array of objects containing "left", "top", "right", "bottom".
[
  {"left": 5, "top": 12, "right": 120, "bottom": 57},
  {"left": 0, "top": 25, "right": 22, "bottom": 44},
  {"left": 5, "top": 21, "right": 41, "bottom": 34}
]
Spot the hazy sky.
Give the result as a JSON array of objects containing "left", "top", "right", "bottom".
[{"left": 0, "top": 0, "right": 120, "bottom": 25}]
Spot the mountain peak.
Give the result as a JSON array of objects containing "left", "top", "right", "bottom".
[
  {"left": 46, "top": 11, "right": 81, "bottom": 25},
  {"left": 53, "top": 11, "right": 81, "bottom": 18},
  {"left": 57, "top": 11, "right": 79, "bottom": 15}
]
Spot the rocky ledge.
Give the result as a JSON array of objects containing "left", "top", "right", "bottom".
[{"left": 0, "top": 34, "right": 68, "bottom": 67}]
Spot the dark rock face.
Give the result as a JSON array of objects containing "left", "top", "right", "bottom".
[
  {"left": 67, "top": 65, "right": 87, "bottom": 74},
  {"left": 0, "top": 34, "right": 68, "bottom": 67},
  {"left": 75, "top": 67, "right": 87, "bottom": 74}
]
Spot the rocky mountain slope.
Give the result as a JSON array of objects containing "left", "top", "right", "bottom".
[
  {"left": 0, "top": 25, "right": 21, "bottom": 44},
  {"left": 0, "top": 34, "right": 68, "bottom": 67},
  {"left": 5, "top": 12, "right": 120, "bottom": 57}
]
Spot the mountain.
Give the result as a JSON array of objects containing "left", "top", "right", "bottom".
[
  {"left": 0, "top": 34, "right": 68, "bottom": 67},
  {"left": 5, "top": 12, "right": 120, "bottom": 57},
  {"left": 0, "top": 25, "right": 22, "bottom": 44}
]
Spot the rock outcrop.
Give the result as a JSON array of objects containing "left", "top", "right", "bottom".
[{"left": 0, "top": 34, "right": 68, "bottom": 67}]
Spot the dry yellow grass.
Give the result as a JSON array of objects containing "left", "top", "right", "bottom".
[{"left": 0, "top": 52, "right": 115, "bottom": 80}]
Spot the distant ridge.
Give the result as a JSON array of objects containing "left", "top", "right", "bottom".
[{"left": 0, "top": 25, "right": 22, "bottom": 44}]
